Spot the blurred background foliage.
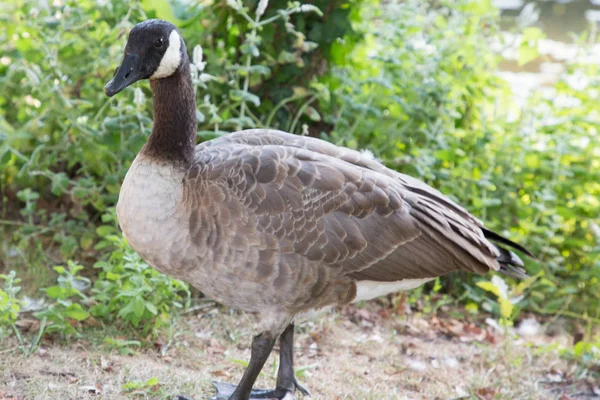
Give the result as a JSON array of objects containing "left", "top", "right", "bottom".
[{"left": 0, "top": 0, "right": 599, "bottom": 339}]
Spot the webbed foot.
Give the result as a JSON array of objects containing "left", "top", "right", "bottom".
[{"left": 209, "top": 380, "right": 310, "bottom": 399}]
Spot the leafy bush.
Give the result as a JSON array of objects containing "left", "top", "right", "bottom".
[
  {"left": 1, "top": 0, "right": 599, "bottom": 333},
  {"left": 1, "top": 0, "right": 354, "bottom": 333},
  {"left": 91, "top": 228, "right": 190, "bottom": 336},
  {"left": 0, "top": 0, "right": 353, "bottom": 270},
  {"left": 36, "top": 261, "right": 91, "bottom": 336},
  {"left": 562, "top": 339, "right": 600, "bottom": 370},
  {"left": 0, "top": 271, "right": 21, "bottom": 328},
  {"left": 320, "top": 0, "right": 600, "bottom": 319},
  {"left": 1, "top": 1, "right": 151, "bottom": 276},
  {"left": 5, "top": 236, "right": 189, "bottom": 339}
]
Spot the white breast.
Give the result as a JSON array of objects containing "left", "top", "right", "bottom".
[
  {"left": 353, "top": 278, "right": 433, "bottom": 302},
  {"left": 116, "top": 156, "right": 186, "bottom": 271}
]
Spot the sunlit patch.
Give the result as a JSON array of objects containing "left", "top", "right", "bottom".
[{"left": 24, "top": 95, "right": 41, "bottom": 108}]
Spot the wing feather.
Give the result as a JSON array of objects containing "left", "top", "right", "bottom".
[{"left": 192, "top": 129, "right": 529, "bottom": 291}]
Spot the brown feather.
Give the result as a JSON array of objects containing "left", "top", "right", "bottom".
[
  {"left": 125, "top": 129, "right": 533, "bottom": 315},
  {"left": 191, "top": 129, "right": 528, "bottom": 295}
]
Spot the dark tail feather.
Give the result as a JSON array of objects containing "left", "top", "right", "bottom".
[
  {"left": 494, "top": 244, "right": 529, "bottom": 279},
  {"left": 482, "top": 228, "right": 536, "bottom": 259},
  {"left": 482, "top": 228, "right": 535, "bottom": 280}
]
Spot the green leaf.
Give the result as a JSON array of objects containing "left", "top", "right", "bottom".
[
  {"left": 53, "top": 266, "right": 66, "bottom": 275},
  {"left": 277, "top": 50, "right": 297, "bottom": 64},
  {"left": 302, "top": 41, "right": 319, "bottom": 52},
  {"left": 64, "top": 304, "right": 90, "bottom": 321},
  {"left": 131, "top": 297, "right": 145, "bottom": 318},
  {"left": 465, "top": 302, "right": 479, "bottom": 314},
  {"left": 230, "top": 90, "right": 261, "bottom": 107},
  {"left": 435, "top": 149, "right": 455, "bottom": 162},
  {"left": 144, "top": 377, "right": 159, "bottom": 386},
  {"left": 145, "top": 302, "right": 158, "bottom": 315},
  {"left": 499, "top": 298, "right": 513, "bottom": 319},
  {"left": 196, "top": 110, "right": 205, "bottom": 123},
  {"left": 522, "top": 26, "right": 545, "bottom": 41},
  {"left": 106, "top": 271, "right": 120, "bottom": 281},
  {"left": 223, "top": 117, "right": 255, "bottom": 128},
  {"left": 94, "top": 240, "right": 112, "bottom": 251},
  {"left": 518, "top": 45, "right": 539, "bottom": 66},
  {"left": 96, "top": 225, "right": 116, "bottom": 237},
  {"left": 482, "top": 198, "right": 502, "bottom": 207},
  {"left": 45, "top": 286, "right": 66, "bottom": 299},
  {"left": 240, "top": 43, "right": 259, "bottom": 57},
  {"left": 476, "top": 281, "right": 500, "bottom": 297},
  {"left": 80, "top": 235, "right": 94, "bottom": 251},
  {"left": 51, "top": 173, "right": 69, "bottom": 196},
  {"left": 304, "top": 106, "right": 321, "bottom": 121},
  {"left": 248, "top": 65, "right": 271, "bottom": 76}
]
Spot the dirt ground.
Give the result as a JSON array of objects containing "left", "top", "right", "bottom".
[{"left": 0, "top": 302, "right": 597, "bottom": 400}]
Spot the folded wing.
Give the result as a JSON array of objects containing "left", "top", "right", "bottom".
[{"left": 193, "top": 129, "right": 531, "bottom": 287}]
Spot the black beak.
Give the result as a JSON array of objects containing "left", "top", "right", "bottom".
[{"left": 104, "top": 53, "right": 144, "bottom": 97}]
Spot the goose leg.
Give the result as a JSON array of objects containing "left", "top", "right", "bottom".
[
  {"left": 174, "top": 331, "right": 276, "bottom": 400},
  {"left": 175, "top": 325, "right": 309, "bottom": 400},
  {"left": 274, "top": 324, "right": 310, "bottom": 397},
  {"left": 211, "top": 324, "right": 309, "bottom": 399},
  {"left": 218, "top": 332, "right": 278, "bottom": 400}
]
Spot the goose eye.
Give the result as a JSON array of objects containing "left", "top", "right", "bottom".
[{"left": 154, "top": 37, "right": 164, "bottom": 48}]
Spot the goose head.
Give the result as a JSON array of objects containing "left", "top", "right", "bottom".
[{"left": 105, "top": 19, "right": 184, "bottom": 97}]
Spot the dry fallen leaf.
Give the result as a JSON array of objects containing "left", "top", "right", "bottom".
[
  {"left": 0, "top": 393, "right": 26, "bottom": 400},
  {"left": 79, "top": 385, "right": 101, "bottom": 395},
  {"left": 99, "top": 356, "right": 113, "bottom": 372},
  {"left": 485, "top": 330, "right": 498, "bottom": 344},
  {"left": 395, "top": 292, "right": 408, "bottom": 316},
  {"left": 476, "top": 387, "right": 498, "bottom": 400},
  {"left": 40, "top": 370, "right": 78, "bottom": 383},
  {"left": 13, "top": 319, "right": 40, "bottom": 332},
  {"left": 545, "top": 372, "right": 564, "bottom": 383},
  {"left": 84, "top": 316, "right": 101, "bottom": 327},
  {"left": 206, "top": 338, "right": 225, "bottom": 355},
  {"left": 37, "top": 347, "right": 48, "bottom": 357},
  {"left": 211, "top": 370, "right": 230, "bottom": 378},
  {"left": 150, "top": 382, "right": 161, "bottom": 393},
  {"left": 558, "top": 395, "right": 574, "bottom": 400},
  {"left": 309, "top": 329, "right": 327, "bottom": 343},
  {"left": 377, "top": 308, "right": 391, "bottom": 319}
]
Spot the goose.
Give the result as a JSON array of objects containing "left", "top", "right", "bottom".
[{"left": 104, "top": 20, "right": 534, "bottom": 400}]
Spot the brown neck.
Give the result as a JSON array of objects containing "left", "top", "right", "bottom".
[{"left": 142, "top": 58, "right": 196, "bottom": 165}]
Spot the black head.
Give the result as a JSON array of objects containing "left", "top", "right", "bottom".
[{"left": 104, "top": 19, "right": 184, "bottom": 97}]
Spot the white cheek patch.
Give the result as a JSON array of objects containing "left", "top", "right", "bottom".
[{"left": 151, "top": 30, "right": 182, "bottom": 79}]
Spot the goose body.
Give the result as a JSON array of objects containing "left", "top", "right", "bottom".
[
  {"left": 119, "top": 129, "right": 526, "bottom": 320},
  {"left": 105, "top": 20, "right": 533, "bottom": 400}
]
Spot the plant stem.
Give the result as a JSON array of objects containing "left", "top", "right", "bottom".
[
  {"left": 238, "top": 7, "right": 264, "bottom": 129},
  {"left": 257, "top": 14, "right": 283, "bottom": 27},
  {"left": 239, "top": 49, "right": 253, "bottom": 125},
  {"left": 265, "top": 93, "right": 311, "bottom": 127},
  {"left": 289, "top": 95, "right": 317, "bottom": 134}
]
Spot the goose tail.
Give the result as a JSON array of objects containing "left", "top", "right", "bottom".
[{"left": 482, "top": 228, "right": 536, "bottom": 279}]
